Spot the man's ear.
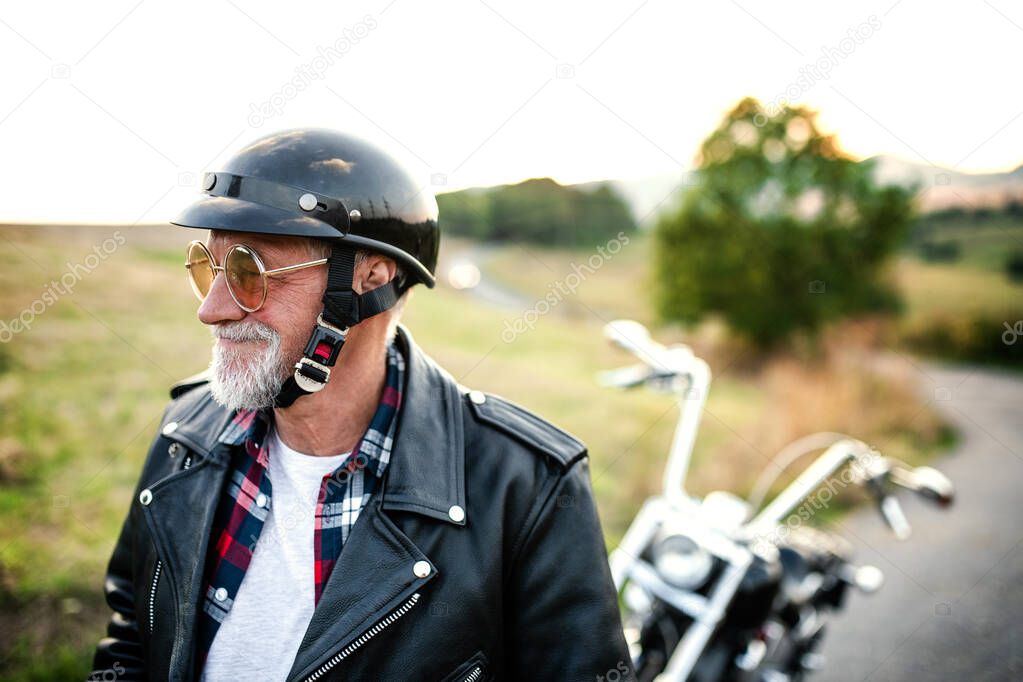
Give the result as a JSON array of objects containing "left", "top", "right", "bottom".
[{"left": 353, "top": 254, "right": 398, "bottom": 294}]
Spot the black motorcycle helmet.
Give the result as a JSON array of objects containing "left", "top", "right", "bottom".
[
  {"left": 173, "top": 127, "right": 439, "bottom": 285},
  {"left": 171, "top": 127, "right": 440, "bottom": 407}
]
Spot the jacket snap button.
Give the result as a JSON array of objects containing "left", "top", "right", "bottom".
[
  {"left": 161, "top": 421, "right": 179, "bottom": 436},
  {"left": 256, "top": 493, "right": 268, "bottom": 508},
  {"left": 214, "top": 587, "right": 228, "bottom": 602},
  {"left": 413, "top": 560, "right": 431, "bottom": 578},
  {"left": 139, "top": 489, "right": 153, "bottom": 506},
  {"left": 468, "top": 390, "right": 486, "bottom": 405},
  {"left": 448, "top": 505, "right": 465, "bottom": 523}
]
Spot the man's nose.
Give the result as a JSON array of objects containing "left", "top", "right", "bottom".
[{"left": 197, "top": 271, "right": 245, "bottom": 325}]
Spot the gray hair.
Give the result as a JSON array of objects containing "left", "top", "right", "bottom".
[
  {"left": 305, "top": 239, "right": 407, "bottom": 290},
  {"left": 306, "top": 239, "right": 409, "bottom": 339}
]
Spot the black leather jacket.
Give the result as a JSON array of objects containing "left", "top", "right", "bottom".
[{"left": 90, "top": 326, "right": 634, "bottom": 681}]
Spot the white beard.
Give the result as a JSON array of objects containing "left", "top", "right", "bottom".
[{"left": 208, "top": 320, "right": 289, "bottom": 410}]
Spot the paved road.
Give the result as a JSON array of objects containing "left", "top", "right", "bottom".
[
  {"left": 818, "top": 363, "right": 1023, "bottom": 681},
  {"left": 437, "top": 242, "right": 534, "bottom": 310}
]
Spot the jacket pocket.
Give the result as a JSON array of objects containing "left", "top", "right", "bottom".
[{"left": 438, "top": 650, "right": 490, "bottom": 682}]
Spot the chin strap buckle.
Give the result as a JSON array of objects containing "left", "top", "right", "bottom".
[{"left": 292, "top": 314, "right": 348, "bottom": 393}]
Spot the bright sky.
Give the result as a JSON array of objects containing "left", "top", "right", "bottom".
[{"left": 2, "top": 0, "right": 1022, "bottom": 224}]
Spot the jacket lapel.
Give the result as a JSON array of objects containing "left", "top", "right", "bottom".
[
  {"left": 286, "top": 326, "right": 467, "bottom": 680},
  {"left": 378, "top": 325, "right": 467, "bottom": 524},
  {"left": 285, "top": 500, "right": 437, "bottom": 681}
]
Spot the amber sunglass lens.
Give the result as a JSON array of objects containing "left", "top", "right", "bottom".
[
  {"left": 186, "top": 243, "right": 215, "bottom": 300},
  {"left": 225, "top": 246, "right": 265, "bottom": 311}
]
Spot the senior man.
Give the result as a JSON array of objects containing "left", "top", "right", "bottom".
[{"left": 90, "top": 128, "right": 633, "bottom": 681}]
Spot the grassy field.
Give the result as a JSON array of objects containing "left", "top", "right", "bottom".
[
  {"left": 0, "top": 225, "right": 952, "bottom": 679},
  {"left": 471, "top": 233, "right": 659, "bottom": 326},
  {"left": 911, "top": 215, "right": 1023, "bottom": 271},
  {"left": 897, "top": 259, "right": 1023, "bottom": 326},
  {"left": 899, "top": 217, "right": 1023, "bottom": 366},
  {"left": 483, "top": 233, "right": 1023, "bottom": 328}
]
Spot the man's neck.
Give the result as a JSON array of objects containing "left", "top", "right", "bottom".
[{"left": 271, "top": 330, "right": 389, "bottom": 456}]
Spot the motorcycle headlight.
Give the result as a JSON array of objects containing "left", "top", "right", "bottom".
[{"left": 653, "top": 533, "right": 714, "bottom": 590}]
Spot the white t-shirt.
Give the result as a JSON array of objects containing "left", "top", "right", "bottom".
[{"left": 201, "top": 427, "right": 351, "bottom": 681}]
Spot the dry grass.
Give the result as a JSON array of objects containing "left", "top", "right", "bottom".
[{"left": 678, "top": 324, "right": 950, "bottom": 501}]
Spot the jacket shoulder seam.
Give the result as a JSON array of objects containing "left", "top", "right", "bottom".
[{"left": 463, "top": 391, "right": 586, "bottom": 469}]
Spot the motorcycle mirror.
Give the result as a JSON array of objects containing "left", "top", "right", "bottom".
[
  {"left": 596, "top": 364, "right": 653, "bottom": 389},
  {"left": 908, "top": 466, "right": 955, "bottom": 507}
]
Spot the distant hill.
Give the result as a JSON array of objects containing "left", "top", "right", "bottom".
[
  {"left": 437, "top": 156, "right": 1023, "bottom": 236},
  {"left": 868, "top": 156, "right": 1023, "bottom": 212},
  {"left": 616, "top": 157, "right": 1023, "bottom": 222},
  {"left": 577, "top": 173, "right": 694, "bottom": 229}
]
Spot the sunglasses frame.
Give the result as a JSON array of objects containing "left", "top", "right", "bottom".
[{"left": 185, "top": 239, "right": 328, "bottom": 312}]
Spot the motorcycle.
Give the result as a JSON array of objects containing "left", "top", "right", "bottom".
[{"left": 601, "top": 320, "right": 954, "bottom": 682}]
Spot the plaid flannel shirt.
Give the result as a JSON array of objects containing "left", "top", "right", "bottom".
[{"left": 195, "top": 342, "right": 405, "bottom": 673}]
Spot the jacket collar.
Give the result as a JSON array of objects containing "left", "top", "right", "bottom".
[{"left": 378, "top": 324, "right": 467, "bottom": 526}]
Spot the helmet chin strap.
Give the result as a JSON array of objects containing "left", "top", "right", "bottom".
[{"left": 273, "top": 244, "right": 401, "bottom": 409}]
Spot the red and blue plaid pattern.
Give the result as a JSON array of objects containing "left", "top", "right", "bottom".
[{"left": 195, "top": 342, "right": 405, "bottom": 673}]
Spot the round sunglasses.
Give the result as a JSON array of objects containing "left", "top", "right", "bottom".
[{"left": 185, "top": 240, "right": 328, "bottom": 312}]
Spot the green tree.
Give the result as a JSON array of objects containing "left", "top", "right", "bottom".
[
  {"left": 1006, "top": 249, "right": 1023, "bottom": 283},
  {"left": 436, "top": 190, "right": 489, "bottom": 240},
  {"left": 437, "top": 178, "right": 636, "bottom": 247},
  {"left": 654, "top": 98, "right": 915, "bottom": 347}
]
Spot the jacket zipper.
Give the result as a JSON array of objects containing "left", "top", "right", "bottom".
[
  {"left": 148, "top": 560, "right": 162, "bottom": 634},
  {"left": 149, "top": 453, "right": 193, "bottom": 634},
  {"left": 303, "top": 592, "right": 421, "bottom": 681},
  {"left": 461, "top": 664, "right": 484, "bottom": 682}
]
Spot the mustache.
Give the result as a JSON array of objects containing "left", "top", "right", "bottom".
[
  {"left": 207, "top": 319, "right": 287, "bottom": 411},
  {"left": 210, "top": 320, "right": 279, "bottom": 343}
]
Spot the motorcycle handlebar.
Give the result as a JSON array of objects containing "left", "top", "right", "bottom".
[{"left": 878, "top": 494, "right": 912, "bottom": 539}]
